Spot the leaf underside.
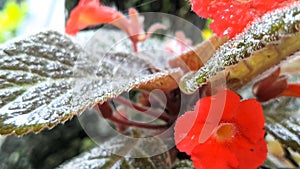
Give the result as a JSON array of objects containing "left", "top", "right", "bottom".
[
  {"left": 0, "top": 31, "right": 180, "bottom": 135},
  {"left": 180, "top": 2, "right": 300, "bottom": 94},
  {"left": 57, "top": 135, "right": 171, "bottom": 169}
]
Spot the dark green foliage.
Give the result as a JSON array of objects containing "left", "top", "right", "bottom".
[{"left": 0, "top": 117, "right": 95, "bottom": 169}]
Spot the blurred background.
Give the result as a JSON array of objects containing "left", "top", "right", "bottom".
[
  {"left": 0, "top": 0, "right": 206, "bottom": 44},
  {"left": 0, "top": 1, "right": 299, "bottom": 169},
  {"left": 65, "top": 0, "right": 206, "bottom": 30},
  {"left": 0, "top": 0, "right": 64, "bottom": 43}
]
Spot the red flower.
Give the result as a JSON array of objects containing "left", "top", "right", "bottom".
[
  {"left": 65, "top": 0, "right": 122, "bottom": 35},
  {"left": 65, "top": 0, "right": 165, "bottom": 52},
  {"left": 174, "top": 89, "right": 267, "bottom": 169},
  {"left": 190, "top": 0, "right": 293, "bottom": 37}
]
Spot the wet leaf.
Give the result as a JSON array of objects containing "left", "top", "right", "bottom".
[
  {"left": 0, "top": 31, "right": 81, "bottom": 135},
  {"left": 77, "top": 29, "right": 174, "bottom": 70},
  {"left": 180, "top": 2, "right": 300, "bottom": 94},
  {"left": 264, "top": 97, "right": 300, "bottom": 153},
  {"left": 0, "top": 31, "right": 180, "bottom": 135},
  {"left": 78, "top": 29, "right": 182, "bottom": 92},
  {"left": 0, "top": 117, "right": 91, "bottom": 169},
  {"left": 57, "top": 135, "right": 171, "bottom": 169}
]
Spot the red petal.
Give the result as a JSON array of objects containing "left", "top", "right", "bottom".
[
  {"left": 215, "top": 89, "right": 240, "bottom": 121},
  {"left": 191, "top": 138, "right": 239, "bottom": 169},
  {"left": 234, "top": 99, "right": 265, "bottom": 142},
  {"left": 175, "top": 89, "right": 241, "bottom": 152},
  {"left": 193, "top": 95, "right": 211, "bottom": 123},
  {"left": 174, "top": 111, "right": 202, "bottom": 155},
  {"left": 193, "top": 89, "right": 240, "bottom": 123},
  {"left": 190, "top": 0, "right": 294, "bottom": 37},
  {"left": 279, "top": 84, "right": 300, "bottom": 98},
  {"left": 174, "top": 95, "right": 213, "bottom": 154},
  {"left": 197, "top": 89, "right": 240, "bottom": 143},
  {"left": 230, "top": 135, "right": 267, "bottom": 169},
  {"left": 65, "top": 1, "right": 122, "bottom": 35}
]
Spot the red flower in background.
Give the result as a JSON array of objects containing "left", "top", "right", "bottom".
[
  {"left": 65, "top": 0, "right": 122, "bottom": 35},
  {"left": 65, "top": 0, "right": 165, "bottom": 52},
  {"left": 190, "top": 0, "right": 294, "bottom": 37},
  {"left": 164, "top": 31, "right": 192, "bottom": 55},
  {"left": 174, "top": 89, "right": 267, "bottom": 169}
]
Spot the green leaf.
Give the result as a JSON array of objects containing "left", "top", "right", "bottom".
[
  {"left": 179, "top": 2, "right": 300, "bottom": 94},
  {"left": 0, "top": 31, "right": 180, "bottom": 135},
  {"left": 264, "top": 97, "right": 300, "bottom": 153},
  {"left": 56, "top": 135, "right": 171, "bottom": 169}
]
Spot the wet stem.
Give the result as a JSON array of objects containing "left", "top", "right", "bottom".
[
  {"left": 108, "top": 115, "right": 169, "bottom": 129},
  {"left": 96, "top": 90, "right": 181, "bottom": 130},
  {"left": 132, "top": 42, "right": 138, "bottom": 52},
  {"left": 114, "top": 96, "right": 170, "bottom": 122}
]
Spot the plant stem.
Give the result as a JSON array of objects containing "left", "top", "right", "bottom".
[
  {"left": 132, "top": 41, "right": 138, "bottom": 52},
  {"left": 114, "top": 97, "right": 170, "bottom": 122},
  {"left": 96, "top": 102, "right": 113, "bottom": 118},
  {"left": 109, "top": 115, "right": 169, "bottom": 129}
]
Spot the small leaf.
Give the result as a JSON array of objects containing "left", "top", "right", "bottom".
[
  {"left": 264, "top": 97, "right": 300, "bottom": 153},
  {"left": 0, "top": 31, "right": 180, "bottom": 135},
  {"left": 57, "top": 135, "right": 171, "bottom": 169}
]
